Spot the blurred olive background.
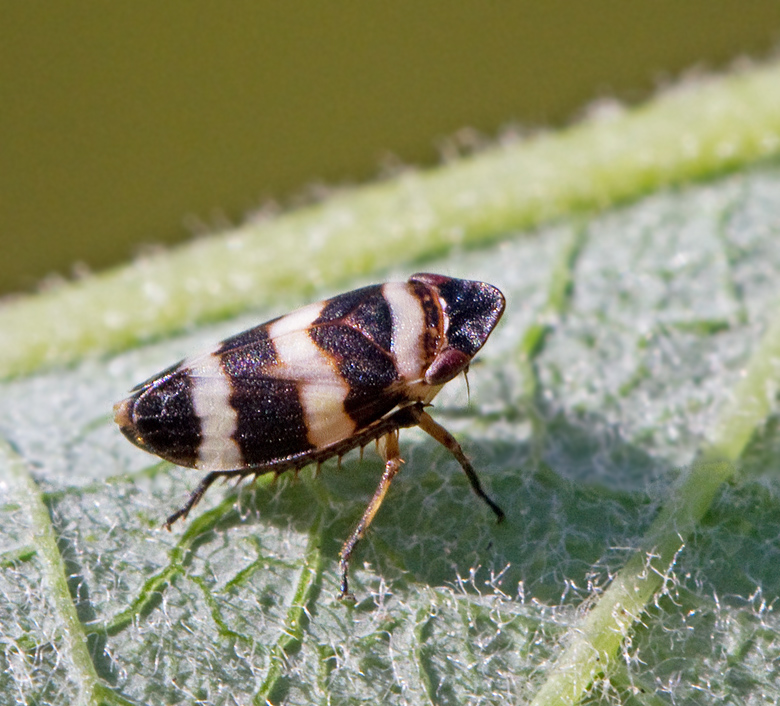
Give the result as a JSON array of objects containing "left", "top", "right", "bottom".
[{"left": 2, "top": 3, "right": 779, "bottom": 297}]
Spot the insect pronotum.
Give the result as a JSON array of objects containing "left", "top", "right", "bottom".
[{"left": 115, "top": 273, "right": 505, "bottom": 598}]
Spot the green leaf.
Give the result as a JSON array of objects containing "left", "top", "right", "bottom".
[{"left": 3, "top": 63, "right": 780, "bottom": 705}]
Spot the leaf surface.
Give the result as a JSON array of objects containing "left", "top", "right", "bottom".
[{"left": 3, "top": 65, "right": 780, "bottom": 706}]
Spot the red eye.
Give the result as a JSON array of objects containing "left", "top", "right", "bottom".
[{"left": 425, "top": 347, "right": 472, "bottom": 386}]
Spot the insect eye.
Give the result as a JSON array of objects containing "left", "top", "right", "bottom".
[{"left": 425, "top": 347, "right": 471, "bottom": 386}]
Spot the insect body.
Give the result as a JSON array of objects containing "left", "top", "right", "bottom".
[{"left": 115, "top": 273, "right": 505, "bottom": 598}]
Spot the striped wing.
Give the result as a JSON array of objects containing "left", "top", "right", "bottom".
[
  {"left": 116, "top": 281, "right": 441, "bottom": 471},
  {"left": 132, "top": 285, "right": 416, "bottom": 471}
]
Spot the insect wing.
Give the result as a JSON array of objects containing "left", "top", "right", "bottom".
[
  {"left": 118, "top": 284, "right": 409, "bottom": 472},
  {"left": 208, "top": 286, "right": 405, "bottom": 463}
]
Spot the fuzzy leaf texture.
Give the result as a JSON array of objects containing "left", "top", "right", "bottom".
[{"left": 3, "top": 63, "right": 780, "bottom": 706}]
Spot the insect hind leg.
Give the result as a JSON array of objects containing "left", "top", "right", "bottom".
[
  {"left": 412, "top": 407, "right": 505, "bottom": 522},
  {"left": 164, "top": 469, "right": 246, "bottom": 529}
]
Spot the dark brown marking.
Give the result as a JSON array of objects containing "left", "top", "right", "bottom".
[
  {"left": 309, "top": 323, "right": 400, "bottom": 427},
  {"left": 309, "top": 325, "right": 397, "bottom": 387},
  {"left": 124, "top": 373, "right": 201, "bottom": 468},
  {"left": 219, "top": 331, "right": 278, "bottom": 383},
  {"left": 316, "top": 285, "right": 379, "bottom": 322},
  {"left": 344, "top": 290, "right": 393, "bottom": 351},
  {"left": 410, "top": 280, "right": 442, "bottom": 366},
  {"left": 227, "top": 377, "right": 313, "bottom": 466},
  {"left": 217, "top": 323, "right": 278, "bottom": 360},
  {"left": 316, "top": 285, "right": 393, "bottom": 351}
]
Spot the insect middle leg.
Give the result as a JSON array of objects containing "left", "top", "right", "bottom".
[
  {"left": 339, "top": 430, "right": 403, "bottom": 600},
  {"left": 412, "top": 406, "right": 505, "bottom": 522}
]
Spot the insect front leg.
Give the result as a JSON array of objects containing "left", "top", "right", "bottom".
[
  {"left": 339, "top": 429, "right": 404, "bottom": 600},
  {"left": 412, "top": 407, "right": 505, "bottom": 522}
]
